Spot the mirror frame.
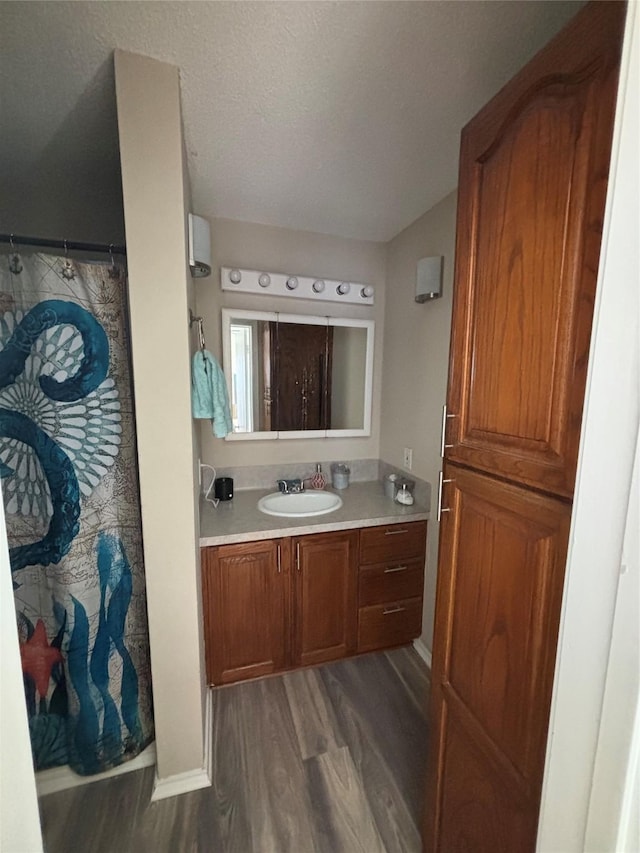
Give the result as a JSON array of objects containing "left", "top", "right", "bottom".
[{"left": 221, "top": 308, "right": 375, "bottom": 441}]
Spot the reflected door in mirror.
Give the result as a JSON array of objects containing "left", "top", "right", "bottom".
[{"left": 271, "top": 322, "right": 332, "bottom": 431}]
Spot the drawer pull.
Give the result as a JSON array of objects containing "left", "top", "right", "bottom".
[
  {"left": 383, "top": 605, "right": 406, "bottom": 615},
  {"left": 384, "top": 565, "right": 408, "bottom": 574},
  {"left": 277, "top": 543, "right": 282, "bottom": 574},
  {"left": 384, "top": 528, "right": 408, "bottom": 536}
]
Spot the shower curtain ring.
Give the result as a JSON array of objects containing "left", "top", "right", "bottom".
[
  {"left": 9, "top": 234, "right": 14, "bottom": 251},
  {"left": 64, "top": 240, "right": 68, "bottom": 257}
]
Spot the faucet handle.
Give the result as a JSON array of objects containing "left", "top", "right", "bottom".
[{"left": 276, "top": 479, "right": 289, "bottom": 494}]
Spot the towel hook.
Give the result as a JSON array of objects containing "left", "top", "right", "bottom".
[{"left": 189, "top": 309, "right": 206, "bottom": 351}]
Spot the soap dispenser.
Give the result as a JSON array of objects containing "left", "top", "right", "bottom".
[{"left": 310, "top": 463, "right": 326, "bottom": 490}]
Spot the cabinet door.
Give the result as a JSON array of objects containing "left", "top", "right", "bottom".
[
  {"left": 202, "top": 539, "right": 288, "bottom": 685},
  {"left": 444, "top": 1, "right": 625, "bottom": 498},
  {"left": 292, "top": 530, "right": 358, "bottom": 667},
  {"left": 424, "top": 463, "right": 571, "bottom": 851}
]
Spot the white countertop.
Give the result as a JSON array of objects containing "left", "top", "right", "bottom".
[{"left": 199, "top": 481, "right": 429, "bottom": 547}]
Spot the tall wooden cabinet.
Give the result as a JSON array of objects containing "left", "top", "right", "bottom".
[{"left": 424, "top": 3, "right": 626, "bottom": 851}]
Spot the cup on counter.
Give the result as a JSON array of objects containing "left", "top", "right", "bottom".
[
  {"left": 383, "top": 473, "right": 399, "bottom": 499},
  {"left": 214, "top": 477, "right": 234, "bottom": 501},
  {"left": 331, "top": 463, "right": 350, "bottom": 489}
]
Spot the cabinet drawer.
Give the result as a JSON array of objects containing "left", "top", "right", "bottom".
[
  {"left": 357, "top": 597, "right": 423, "bottom": 653},
  {"left": 359, "top": 559, "right": 424, "bottom": 607},
  {"left": 359, "top": 520, "right": 427, "bottom": 565}
]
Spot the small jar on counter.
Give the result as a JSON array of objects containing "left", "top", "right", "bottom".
[{"left": 331, "top": 463, "right": 350, "bottom": 489}]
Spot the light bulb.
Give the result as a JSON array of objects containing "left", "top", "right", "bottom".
[
  {"left": 361, "top": 285, "right": 374, "bottom": 298},
  {"left": 312, "top": 280, "right": 325, "bottom": 293},
  {"left": 229, "top": 269, "right": 242, "bottom": 284},
  {"left": 286, "top": 276, "right": 299, "bottom": 290},
  {"left": 258, "top": 273, "right": 271, "bottom": 288},
  {"left": 337, "top": 282, "right": 351, "bottom": 296}
]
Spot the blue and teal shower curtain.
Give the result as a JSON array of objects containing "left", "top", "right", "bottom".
[{"left": 0, "top": 250, "right": 153, "bottom": 775}]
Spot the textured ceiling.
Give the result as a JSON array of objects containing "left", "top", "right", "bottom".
[{"left": 0, "top": 1, "right": 583, "bottom": 243}]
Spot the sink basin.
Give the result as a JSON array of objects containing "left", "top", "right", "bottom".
[{"left": 258, "top": 490, "right": 343, "bottom": 518}]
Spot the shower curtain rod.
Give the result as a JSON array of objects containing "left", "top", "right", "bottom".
[{"left": 0, "top": 233, "right": 126, "bottom": 256}]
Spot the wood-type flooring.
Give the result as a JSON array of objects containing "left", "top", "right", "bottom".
[{"left": 39, "top": 646, "right": 430, "bottom": 853}]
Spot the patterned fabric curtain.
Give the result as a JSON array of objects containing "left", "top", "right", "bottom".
[{"left": 0, "top": 250, "right": 153, "bottom": 775}]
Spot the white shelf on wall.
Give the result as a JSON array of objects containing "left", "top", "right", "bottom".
[{"left": 220, "top": 266, "right": 375, "bottom": 306}]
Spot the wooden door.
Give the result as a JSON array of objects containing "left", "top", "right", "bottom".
[
  {"left": 443, "top": 1, "right": 626, "bottom": 499},
  {"left": 426, "top": 3, "right": 626, "bottom": 851},
  {"left": 425, "top": 464, "right": 572, "bottom": 850},
  {"left": 202, "top": 539, "right": 288, "bottom": 685},
  {"left": 271, "top": 321, "right": 333, "bottom": 431},
  {"left": 293, "top": 530, "right": 358, "bottom": 667}
]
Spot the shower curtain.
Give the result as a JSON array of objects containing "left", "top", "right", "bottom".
[{"left": 0, "top": 250, "right": 153, "bottom": 775}]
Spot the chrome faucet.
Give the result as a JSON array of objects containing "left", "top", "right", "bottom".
[{"left": 277, "top": 478, "right": 304, "bottom": 494}]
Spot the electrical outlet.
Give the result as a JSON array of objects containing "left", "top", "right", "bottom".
[{"left": 403, "top": 447, "right": 413, "bottom": 470}]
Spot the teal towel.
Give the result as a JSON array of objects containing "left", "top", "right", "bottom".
[{"left": 191, "top": 350, "right": 233, "bottom": 438}]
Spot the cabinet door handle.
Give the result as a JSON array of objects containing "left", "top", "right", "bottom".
[
  {"left": 440, "top": 404, "right": 456, "bottom": 457},
  {"left": 384, "top": 565, "right": 408, "bottom": 574},
  {"left": 296, "top": 541, "right": 301, "bottom": 573},
  {"left": 436, "top": 471, "right": 455, "bottom": 522},
  {"left": 385, "top": 528, "right": 408, "bottom": 536},
  {"left": 276, "top": 543, "right": 282, "bottom": 574},
  {"left": 383, "top": 605, "right": 406, "bottom": 615}
]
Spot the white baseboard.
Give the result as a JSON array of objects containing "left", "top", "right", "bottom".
[
  {"left": 413, "top": 638, "right": 432, "bottom": 670},
  {"left": 150, "top": 689, "right": 213, "bottom": 802},
  {"left": 36, "top": 741, "right": 157, "bottom": 797},
  {"left": 150, "top": 765, "right": 211, "bottom": 801}
]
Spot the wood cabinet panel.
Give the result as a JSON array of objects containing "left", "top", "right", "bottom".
[
  {"left": 359, "top": 520, "right": 427, "bottom": 565},
  {"left": 357, "top": 597, "right": 423, "bottom": 653},
  {"left": 358, "top": 559, "right": 424, "bottom": 607},
  {"left": 425, "top": 463, "right": 572, "bottom": 849},
  {"left": 293, "top": 530, "right": 358, "bottom": 667},
  {"left": 444, "top": 0, "right": 625, "bottom": 498},
  {"left": 437, "top": 714, "right": 533, "bottom": 853},
  {"left": 202, "top": 539, "right": 287, "bottom": 685}
]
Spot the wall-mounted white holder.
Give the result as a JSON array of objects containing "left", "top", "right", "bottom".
[{"left": 221, "top": 267, "right": 375, "bottom": 306}]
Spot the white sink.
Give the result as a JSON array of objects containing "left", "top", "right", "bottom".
[{"left": 258, "top": 490, "right": 343, "bottom": 518}]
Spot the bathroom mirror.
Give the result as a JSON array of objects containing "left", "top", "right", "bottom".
[{"left": 221, "top": 308, "right": 374, "bottom": 440}]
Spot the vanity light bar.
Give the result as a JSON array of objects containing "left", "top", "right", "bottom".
[{"left": 220, "top": 267, "right": 375, "bottom": 306}]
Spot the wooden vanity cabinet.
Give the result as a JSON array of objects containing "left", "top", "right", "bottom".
[
  {"left": 357, "top": 521, "right": 427, "bottom": 653},
  {"left": 202, "top": 529, "right": 358, "bottom": 685},
  {"left": 202, "top": 538, "right": 288, "bottom": 685},
  {"left": 292, "top": 530, "right": 358, "bottom": 667},
  {"left": 202, "top": 520, "right": 427, "bottom": 685}
]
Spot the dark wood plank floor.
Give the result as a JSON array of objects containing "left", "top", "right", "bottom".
[{"left": 39, "top": 647, "right": 430, "bottom": 853}]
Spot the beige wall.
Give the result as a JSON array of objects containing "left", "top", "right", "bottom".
[
  {"left": 115, "top": 50, "right": 206, "bottom": 782},
  {"left": 381, "top": 191, "right": 457, "bottom": 653},
  {"left": 196, "top": 217, "right": 386, "bottom": 469}
]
